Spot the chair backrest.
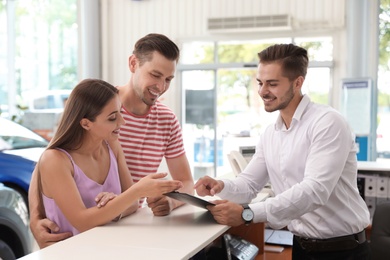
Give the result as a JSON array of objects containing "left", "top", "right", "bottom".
[
  {"left": 227, "top": 150, "right": 248, "bottom": 176},
  {"left": 370, "top": 202, "right": 390, "bottom": 260},
  {"left": 227, "top": 150, "right": 275, "bottom": 199}
]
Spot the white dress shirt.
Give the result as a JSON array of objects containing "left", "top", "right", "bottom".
[{"left": 219, "top": 95, "right": 370, "bottom": 239}]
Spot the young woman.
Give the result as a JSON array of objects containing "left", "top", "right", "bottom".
[{"left": 34, "top": 79, "right": 182, "bottom": 236}]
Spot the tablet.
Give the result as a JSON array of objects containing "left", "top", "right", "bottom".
[{"left": 164, "top": 191, "right": 215, "bottom": 209}]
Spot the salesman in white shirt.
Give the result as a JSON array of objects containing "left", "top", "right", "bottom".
[{"left": 194, "top": 43, "right": 371, "bottom": 260}]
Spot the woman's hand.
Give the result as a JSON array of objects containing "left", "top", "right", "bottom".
[{"left": 134, "top": 173, "right": 183, "bottom": 197}]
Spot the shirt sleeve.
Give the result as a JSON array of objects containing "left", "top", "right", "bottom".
[
  {"left": 220, "top": 111, "right": 356, "bottom": 229},
  {"left": 218, "top": 137, "right": 270, "bottom": 203}
]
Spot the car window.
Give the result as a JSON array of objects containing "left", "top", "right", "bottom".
[
  {"left": 27, "top": 90, "right": 71, "bottom": 112},
  {"left": 0, "top": 118, "right": 48, "bottom": 150},
  {"left": 33, "top": 94, "right": 69, "bottom": 110},
  {"left": 1, "top": 135, "right": 48, "bottom": 149}
]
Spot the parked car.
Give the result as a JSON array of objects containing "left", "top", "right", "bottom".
[
  {"left": 20, "top": 89, "right": 71, "bottom": 141},
  {"left": 0, "top": 117, "right": 48, "bottom": 209},
  {"left": 25, "top": 89, "right": 71, "bottom": 113},
  {"left": 0, "top": 183, "right": 31, "bottom": 259}
]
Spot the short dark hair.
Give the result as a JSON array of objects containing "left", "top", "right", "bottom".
[
  {"left": 257, "top": 44, "right": 308, "bottom": 81},
  {"left": 133, "top": 33, "right": 180, "bottom": 65}
]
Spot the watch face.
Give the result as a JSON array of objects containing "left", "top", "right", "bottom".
[{"left": 242, "top": 209, "right": 254, "bottom": 221}]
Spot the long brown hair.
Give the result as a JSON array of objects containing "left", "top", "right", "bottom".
[{"left": 48, "top": 79, "right": 119, "bottom": 150}]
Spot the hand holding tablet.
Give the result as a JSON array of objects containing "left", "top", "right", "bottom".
[{"left": 164, "top": 191, "right": 215, "bottom": 210}]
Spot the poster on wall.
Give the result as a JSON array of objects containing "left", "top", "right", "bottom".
[
  {"left": 341, "top": 78, "right": 372, "bottom": 135},
  {"left": 341, "top": 78, "right": 373, "bottom": 161}
]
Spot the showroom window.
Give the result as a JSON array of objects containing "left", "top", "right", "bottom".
[
  {"left": 0, "top": 0, "right": 77, "bottom": 121},
  {"left": 179, "top": 37, "right": 333, "bottom": 178},
  {"left": 377, "top": 0, "right": 390, "bottom": 160}
]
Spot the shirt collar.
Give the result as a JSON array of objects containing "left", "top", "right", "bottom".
[{"left": 274, "top": 95, "right": 311, "bottom": 131}]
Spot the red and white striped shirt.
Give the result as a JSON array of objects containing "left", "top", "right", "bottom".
[{"left": 119, "top": 101, "right": 185, "bottom": 184}]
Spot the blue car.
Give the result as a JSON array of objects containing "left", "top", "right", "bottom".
[{"left": 0, "top": 117, "right": 48, "bottom": 209}]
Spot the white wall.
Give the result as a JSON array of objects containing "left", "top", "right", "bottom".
[{"left": 100, "top": 0, "right": 348, "bottom": 114}]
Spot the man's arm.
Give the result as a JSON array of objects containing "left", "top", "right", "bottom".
[
  {"left": 146, "top": 154, "right": 194, "bottom": 216},
  {"left": 166, "top": 153, "right": 194, "bottom": 198},
  {"left": 29, "top": 167, "right": 72, "bottom": 248}
]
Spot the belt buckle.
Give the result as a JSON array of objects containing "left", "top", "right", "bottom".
[
  {"left": 299, "top": 237, "right": 316, "bottom": 252},
  {"left": 354, "top": 230, "right": 366, "bottom": 244}
]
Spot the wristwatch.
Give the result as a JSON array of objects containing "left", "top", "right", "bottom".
[{"left": 241, "top": 204, "right": 254, "bottom": 225}]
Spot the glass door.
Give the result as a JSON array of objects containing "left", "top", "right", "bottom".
[{"left": 182, "top": 70, "right": 217, "bottom": 179}]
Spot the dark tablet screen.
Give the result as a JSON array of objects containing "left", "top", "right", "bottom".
[{"left": 164, "top": 191, "right": 215, "bottom": 209}]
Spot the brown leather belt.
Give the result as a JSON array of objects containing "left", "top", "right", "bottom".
[{"left": 294, "top": 230, "right": 366, "bottom": 253}]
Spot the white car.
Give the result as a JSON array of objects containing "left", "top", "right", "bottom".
[
  {"left": 21, "top": 89, "right": 71, "bottom": 140},
  {"left": 25, "top": 89, "right": 71, "bottom": 113}
]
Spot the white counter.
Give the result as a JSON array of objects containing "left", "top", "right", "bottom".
[
  {"left": 358, "top": 160, "right": 390, "bottom": 172},
  {"left": 20, "top": 205, "right": 229, "bottom": 260}
]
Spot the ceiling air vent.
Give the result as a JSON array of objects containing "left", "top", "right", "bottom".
[{"left": 207, "top": 14, "right": 292, "bottom": 33}]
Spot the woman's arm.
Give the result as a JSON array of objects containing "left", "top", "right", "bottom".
[
  {"left": 108, "top": 139, "right": 138, "bottom": 217},
  {"left": 29, "top": 166, "right": 72, "bottom": 248},
  {"left": 40, "top": 149, "right": 182, "bottom": 233}
]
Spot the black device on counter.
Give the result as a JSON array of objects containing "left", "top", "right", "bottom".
[
  {"left": 164, "top": 191, "right": 215, "bottom": 209},
  {"left": 222, "top": 233, "right": 259, "bottom": 260}
]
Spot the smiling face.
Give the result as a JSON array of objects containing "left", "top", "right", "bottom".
[
  {"left": 85, "top": 95, "right": 125, "bottom": 142},
  {"left": 130, "top": 51, "right": 176, "bottom": 107},
  {"left": 256, "top": 62, "right": 304, "bottom": 116}
]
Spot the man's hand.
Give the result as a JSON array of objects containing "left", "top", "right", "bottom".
[
  {"left": 146, "top": 196, "right": 174, "bottom": 216},
  {"left": 32, "top": 218, "right": 72, "bottom": 249},
  {"left": 95, "top": 192, "right": 117, "bottom": 208},
  {"left": 207, "top": 200, "right": 245, "bottom": 226},
  {"left": 194, "top": 176, "right": 224, "bottom": 196}
]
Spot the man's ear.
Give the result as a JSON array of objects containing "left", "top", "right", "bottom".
[
  {"left": 80, "top": 118, "right": 91, "bottom": 131},
  {"left": 295, "top": 76, "right": 304, "bottom": 89},
  {"left": 129, "top": 54, "right": 138, "bottom": 73}
]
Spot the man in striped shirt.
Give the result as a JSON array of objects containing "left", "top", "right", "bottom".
[
  {"left": 117, "top": 33, "right": 194, "bottom": 216},
  {"left": 29, "top": 34, "right": 194, "bottom": 248}
]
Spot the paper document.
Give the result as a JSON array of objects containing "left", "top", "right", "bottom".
[{"left": 264, "top": 229, "right": 293, "bottom": 246}]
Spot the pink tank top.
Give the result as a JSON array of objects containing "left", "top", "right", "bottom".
[{"left": 42, "top": 144, "right": 121, "bottom": 235}]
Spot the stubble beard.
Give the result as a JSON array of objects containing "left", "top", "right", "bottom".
[
  {"left": 264, "top": 83, "right": 294, "bottom": 113},
  {"left": 142, "top": 96, "right": 155, "bottom": 107}
]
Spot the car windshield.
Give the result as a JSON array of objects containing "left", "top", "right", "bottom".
[{"left": 0, "top": 118, "right": 48, "bottom": 150}]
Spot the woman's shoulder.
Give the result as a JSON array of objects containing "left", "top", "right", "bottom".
[
  {"left": 39, "top": 148, "right": 72, "bottom": 169},
  {"left": 40, "top": 148, "right": 59, "bottom": 158}
]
